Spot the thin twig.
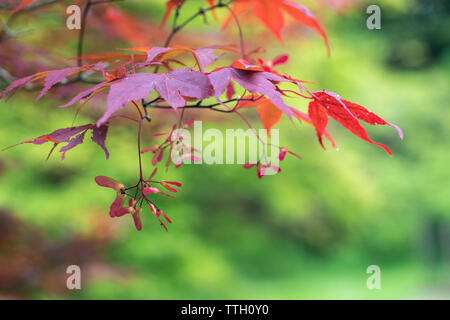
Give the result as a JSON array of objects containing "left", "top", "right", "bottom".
[
  {"left": 162, "top": 0, "right": 234, "bottom": 48},
  {"left": 148, "top": 96, "right": 263, "bottom": 113}
]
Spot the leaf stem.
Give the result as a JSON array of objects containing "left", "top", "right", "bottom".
[{"left": 109, "top": 114, "right": 140, "bottom": 123}]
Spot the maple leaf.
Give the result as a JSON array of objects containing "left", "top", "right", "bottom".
[
  {"left": 0, "top": 46, "right": 226, "bottom": 106},
  {"left": 288, "top": 106, "right": 336, "bottom": 149},
  {"left": 223, "top": 0, "right": 330, "bottom": 55},
  {"left": 0, "top": 65, "right": 93, "bottom": 102},
  {"left": 71, "top": 52, "right": 147, "bottom": 66},
  {"left": 58, "top": 81, "right": 113, "bottom": 110},
  {"left": 0, "top": 74, "right": 39, "bottom": 101},
  {"left": 255, "top": 99, "right": 284, "bottom": 136},
  {"left": 34, "top": 67, "right": 85, "bottom": 101},
  {"left": 127, "top": 45, "right": 231, "bottom": 71},
  {"left": 309, "top": 91, "right": 403, "bottom": 155},
  {"left": 71, "top": 47, "right": 181, "bottom": 73},
  {"left": 232, "top": 54, "right": 293, "bottom": 135},
  {"left": 208, "top": 61, "right": 296, "bottom": 118},
  {"left": 193, "top": 46, "right": 226, "bottom": 70},
  {"left": 98, "top": 68, "right": 214, "bottom": 126},
  {"left": 257, "top": 54, "right": 289, "bottom": 72},
  {"left": 2, "top": 124, "right": 110, "bottom": 160},
  {"left": 237, "top": 96, "right": 283, "bottom": 136},
  {"left": 91, "top": 125, "right": 110, "bottom": 159}
]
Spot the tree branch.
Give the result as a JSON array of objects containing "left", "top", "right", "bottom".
[
  {"left": 147, "top": 96, "right": 263, "bottom": 113},
  {"left": 77, "top": 0, "right": 125, "bottom": 68}
]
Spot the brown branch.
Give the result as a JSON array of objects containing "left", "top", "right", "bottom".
[
  {"left": 77, "top": 0, "right": 125, "bottom": 68},
  {"left": 147, "top": 96, "right": 263, "bottom": 113},
  {"left": 77, "top": 0, "right": 93, "bottom": 68}
]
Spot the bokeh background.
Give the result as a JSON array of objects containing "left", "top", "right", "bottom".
[{"left": 0, "top": 0, "right": 449, "bottom": 299}]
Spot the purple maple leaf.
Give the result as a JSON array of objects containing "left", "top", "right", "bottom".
[
  {"left": 58, "top": 81, "right": 110, "bottom": 109},
  {"left": 0, "top": 75, "right": 35, "bottom": 101},
  {"left": 33, "top": 124, "right": 93, "bottom": 145},
  {"left": 98, "top": 69, "right": 213, "bottom": 126},
  {"left": 60, "top": 131, "right": 87, "bottom": 160},
  {"left": 194, "top": 47, "right": 224, "bottom": 70},
  {"left": 4, "top": 124, "right": 110, "bottom": 161},
  {"left": 92, "top": 125, "right": 110, "bottom": 159},
  {"left": 135, "top": 47, "right": 171, "bottom": 68},
  {"left": 34, "top": 67, "right": 81, "bottom": 101},
  {"left": 208, "top": 67, "right": 294, "bottom": 118}
]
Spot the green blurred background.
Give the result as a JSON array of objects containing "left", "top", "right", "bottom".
[{"left": 0, "top": 0, "right": 449, "bottom": 299}]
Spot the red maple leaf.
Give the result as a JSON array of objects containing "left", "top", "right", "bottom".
[
  {"left": 223, "top": 0, "right": 330, "bottom": 55},
  {"left": 237, "top": 95, "right": 283, "bottom": 136},
  {"left": 309, "top": 91, "right": 403, "bottom": 155},
  {"left": 208, "top": 60, "right": 297, "bottom": 118}
]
